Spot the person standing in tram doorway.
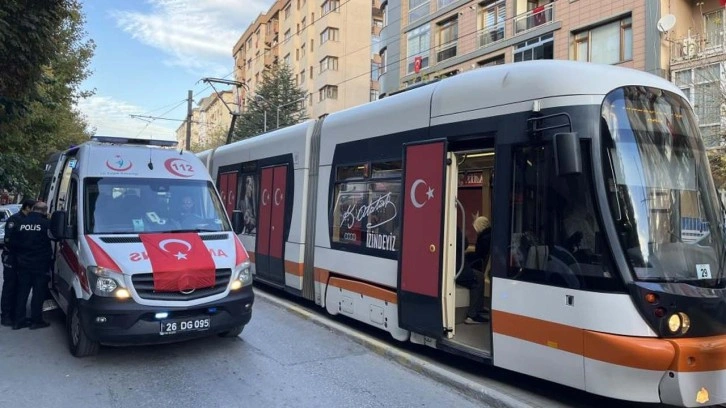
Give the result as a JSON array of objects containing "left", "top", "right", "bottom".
[
  {"left": 11, "top": 201, "right": 53, "bottom": 330},
  {"left": 455, "top": 216, "right": 491, "bottom": 324}
]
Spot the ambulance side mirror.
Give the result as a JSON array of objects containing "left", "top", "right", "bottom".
[
  {"left": 232, "top": 210, "right": 243, "bottom": 234},
  {"left": 50, "top": 210, "right": 69, "bottom": 240}
]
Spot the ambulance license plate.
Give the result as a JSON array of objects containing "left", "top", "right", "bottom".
[{"left": 160, "top": 317, "right": 211, "bottom": 335}]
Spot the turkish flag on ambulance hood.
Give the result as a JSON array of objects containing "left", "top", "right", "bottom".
[{"left": 139, "top": 233, "right": 216, "bottom": 292}]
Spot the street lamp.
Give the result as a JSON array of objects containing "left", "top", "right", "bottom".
[{"left": 275, "top": 95, "right": 308, "bottom": 129}]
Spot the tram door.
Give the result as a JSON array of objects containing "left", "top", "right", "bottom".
[
  {"left": 256, "top": 165, "right": 287, "bottom": 285},
  {"left": 398, "top": 140, "right": 457, "bottom": 338},
  {"left": 218, "top": 171, "right": 237, "bottom": 219}
]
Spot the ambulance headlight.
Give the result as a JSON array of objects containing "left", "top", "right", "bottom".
[
  {"left": 231, "top": 261, "right": 252, "bottom": 290},
  {"left": 87, "top": 266, "right": 125, "bottom": 297}
]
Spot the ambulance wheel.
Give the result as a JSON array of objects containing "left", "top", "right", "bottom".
[
  {"left": 219, "top": 324, "right": 244, "bottom": 338},
  {"left": 67, "top": 297, "right": 99, "bottom": 357}
]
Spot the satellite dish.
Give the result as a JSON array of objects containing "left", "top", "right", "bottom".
[{"left": 657, "top": 14, "right": 676, "bottom": 33}]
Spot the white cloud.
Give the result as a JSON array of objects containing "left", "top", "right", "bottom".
[
  {"left": 111, "top": 0, "right": 269, "bottom": 76},
  {"left": 77, "top": 95, "right": 179, "bottom": 141}
]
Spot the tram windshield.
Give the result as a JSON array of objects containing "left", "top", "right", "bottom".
[{"left": 601, "top": 86, "right": 726, "bottom": 286}]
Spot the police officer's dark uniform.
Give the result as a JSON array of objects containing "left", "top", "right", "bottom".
[
  {"left": 12, "top": 202, "right": 52, "bottom": 330},
  {"left": 1, "top": 199, "right": 36, "bottom": 326}
]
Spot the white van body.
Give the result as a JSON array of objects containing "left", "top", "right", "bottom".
[{"left": 41, "top": 137, "right": 253, "bottom": 357}]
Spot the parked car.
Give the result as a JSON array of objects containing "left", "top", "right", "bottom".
[{"left": 0, "top": 205, "right": 19, "bottom": 248}]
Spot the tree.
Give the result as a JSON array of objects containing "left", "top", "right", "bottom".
[
  {"left": 190, "top": 126, "right": 227, "bottom": 153},
  {"left": 233, "top": 63, "right": 308, "bottom": 141},
  {"left": 0, "top": 0, "right": 94, "bottom": 197}
]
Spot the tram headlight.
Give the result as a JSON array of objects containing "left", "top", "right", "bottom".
[{"left": 667, "top": 312, "right": 691, "bottom": 335}]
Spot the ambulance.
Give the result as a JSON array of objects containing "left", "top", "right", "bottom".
[{"left": 40, "top": 136, "right": 254, "bottom": 357}]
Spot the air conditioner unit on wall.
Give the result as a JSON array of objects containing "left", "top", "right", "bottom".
[{"left": 682, "top": 38, "right": 697, "bottom": 59}]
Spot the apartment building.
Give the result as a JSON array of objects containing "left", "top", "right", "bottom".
[
  {"left": 232, "top": 0, "right": 383, "bottom": 119},
  {"left": 176, "top": 90, "right": 237, "bottom": 150},
  {"left": 668, "top": 0, "right": 726, "bottom": 147},
  {"left": 379, "top": 0, "right": 725, "bottom": 145}
]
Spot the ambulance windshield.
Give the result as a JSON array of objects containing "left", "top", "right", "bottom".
[{"left": 84, "top": 177, "right": 231, "bottom": 234}]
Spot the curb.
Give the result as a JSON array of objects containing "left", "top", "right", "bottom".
[{"left": 255, "top": 290, "right": 534, "bottom": 408}]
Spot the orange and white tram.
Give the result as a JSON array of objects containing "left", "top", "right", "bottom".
[{"left": 199, "top": 60, "right": 726, "bottom": 407}]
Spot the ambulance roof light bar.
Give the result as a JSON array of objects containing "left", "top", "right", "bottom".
[{"left": 90, "top": 136, "right": 179, "bottom": 148}]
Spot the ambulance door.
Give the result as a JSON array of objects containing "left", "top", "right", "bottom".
[
  {"left": 51, "top": 156, "right": 85, "bottom": 310},
  {"left": 397, "top": 140, "right": 455, "bottom": 338}
]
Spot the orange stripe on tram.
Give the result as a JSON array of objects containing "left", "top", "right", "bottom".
[{"left": 328, "top": 277, "right": 397, "bottom": 304}]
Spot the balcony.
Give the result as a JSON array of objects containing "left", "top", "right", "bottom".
[
  {"left": 513, "top": 3, "right": 554, "bottom": 35},
  {"left": 671, "top": 30, "right": 726, "bottom": 64},
  {"left": 478, "top": 22, "right": 505, "bottom": 48}
]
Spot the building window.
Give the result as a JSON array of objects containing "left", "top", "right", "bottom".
[
  {"left": 513, "top": 33, "right": 553, "bottom": 62},
  {"left": 437, "top": 0, "right": 456, "bottom": 8},
  {"left": 321, "top": 0, "right": 340, "bottom": 15},
  {"left": 330, "top": 161, "right": 402, "bottom": 255},
  {"left": 371, "top": 62, "right": 381, "bottom": 80},
  {"left": 301, "top": 17, "right": 306, "bottom": 31},
  {"left": 478, "top": 0, "right": 505, "bottom": 48},
  {"left": 301, "top": 43, "right": 306, "bottom": 58},
  {"left": 436, "top": 17, "right": 458, "bottom": 62},
  {"left": 321, "top": 27, "right": 339, "bottom": 44},
  {"left": 284, "top": 29, "right": 292, "bottom": 42},
  {"left": 477, "top": 55, "right": 505, "bottom": 67},
  {"left": 673, "top": 63, "right": 723, "bottom": 147},
  {"left": 319, "top": 85, "right": 338, "bottom": 101},
  {"left": 284, "top": 4, "right": 292, "bottom": 19},
  {"left": 284, "top": 53, "right": 291, "bottom": 65},
  {"left": 704, "top": 9, "right": 725, "bottom": 51},
  {"left": 574, "top": 17, "right": 632, "bottom": 64},
  {"left": 380, "top": 47, "right": 387, "bottom": 74},
  {"left": 300, "top": 70, "right": 306, "bottom": 84},
  {"left": 320, "top": 56, "right": 339, "bottom": 73},
  {"left": 382, "top": 3, "right": 388, "bottom": 26},
  {"left": 408, "top": 0, "right": 430, "bottom": 23},
  {"left": 370, "top": 89, "right": 380, "bottom": 101},
  {"left": 406, "top": 24, "right": 430, "bottom": 73}
]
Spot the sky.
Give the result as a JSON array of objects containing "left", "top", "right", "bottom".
[{"left": 78, "top": 0, "right": 273, "bottom": 141}]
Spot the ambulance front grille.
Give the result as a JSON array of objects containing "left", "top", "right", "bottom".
[{"left": 131, "top": 269, "right": 232, "bottom": 301}]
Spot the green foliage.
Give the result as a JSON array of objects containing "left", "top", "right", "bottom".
[
  {"left": 190, "top": 126, "right": 228, "bottom": 154},
  {"left": 233, "top": 63, "right": 309, "bottom": 141},
  {"left": 0, "top": 0, "right": 94, "bottom": 197}
]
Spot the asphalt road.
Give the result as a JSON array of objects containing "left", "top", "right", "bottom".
[{"left": 0, "top": 285, "right": 487, "bottom": 408}]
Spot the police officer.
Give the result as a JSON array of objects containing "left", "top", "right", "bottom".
[
  {"left": 1, "top": 199, "right": 36, "bottom": 326},
  {"left": 12, "top": 201, "right": 52, "bottom": 330}
]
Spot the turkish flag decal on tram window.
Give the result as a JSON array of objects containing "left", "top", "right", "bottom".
[{"left": 140, "top": 233, "right": 216, "bottom": 292}]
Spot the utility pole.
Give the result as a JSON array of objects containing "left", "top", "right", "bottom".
[
  {"left": 200, "top": 77, "right": 246, "bottom": 145},
  {"left": 185, "top": 90, "right": 193, "bottom": 150}
]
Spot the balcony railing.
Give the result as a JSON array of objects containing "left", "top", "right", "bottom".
[
  {"left": 671, "top": 30, "right": 726, "bottom": 63},
  {"left": 513, "top": 3, "right": 554, "bottom": 35},
  {"left": 478, "top": 22, "right": 505, "bottom": 48}
]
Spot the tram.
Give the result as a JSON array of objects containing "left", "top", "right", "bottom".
[{"left": 198, "top": 60, "right": 726, "bottom": 407}]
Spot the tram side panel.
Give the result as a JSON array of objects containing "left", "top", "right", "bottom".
[
  {"left": 311, "top": 87, "right": 436, "bottom": 342},
  {"left": 208, "top": 122, "right": 315, "bottom": 294}
]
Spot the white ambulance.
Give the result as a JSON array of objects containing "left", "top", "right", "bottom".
[{"left": 41, "top": 136, "right": 253, "bottom": 357}]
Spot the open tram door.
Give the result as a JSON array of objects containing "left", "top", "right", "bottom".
[{"left": 398, "top": 140, "right": 458, "bottom": 339}]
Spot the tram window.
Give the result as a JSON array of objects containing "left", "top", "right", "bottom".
[
  {"left": 330, "top": 161, "right": 402, "bottom": 256},
  {"left": 509, "top": 143, "right": 621, "bottom": 291},
  {"left": 237, "top": 173, "right": 258, "bottom": 235}
]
